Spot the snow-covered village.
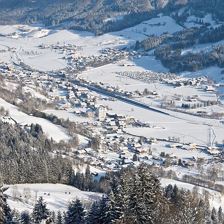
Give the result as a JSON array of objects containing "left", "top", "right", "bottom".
[{"left": 1, "top": 0, "right": 224, "bottom": 223}]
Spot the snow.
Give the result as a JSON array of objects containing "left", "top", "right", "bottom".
[
  {"left": 184, "top": 14, "right": 220, "bottom": 28},
  {"left": 150, "top": 141, "right": 211, "bottom": 159},
  {"left": 0, "top": 98, "right": 70, "bottom": 142},
  {"left": 97, "top": 97, "right": 224, "bottom": 145},
  {"left": 0, "top": 15, "right": 182, "bottom": 71},
  {"left": 114, "top": 15, "right": 183, "bottom": 43},
  {"left": 182, "top": 66, "right": 224, "bottom": 83},
  {"left": 181, "top": 40, "right": 224, "bottom": 56},
  {"left": 23, "top": 86, "right": 48, "bottom": 101},
  {"left": 44, "top": 109, "right": 93, "bottom": 124},
  {"left": 78, "top": 58, "right": 167, "bottom": 92},
  {"left": 5, "top": 183, "right": 102, "bottom": 213}
]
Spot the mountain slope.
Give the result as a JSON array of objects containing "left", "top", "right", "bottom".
[
  {"left": 0, "top": 0, "right": 180, "bottom": 33},
  {"left": 0, "top": 0, "right": 223, "bottom": 34}
]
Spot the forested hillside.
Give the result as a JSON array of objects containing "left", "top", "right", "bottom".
[{"left": 0, "top": 0, "right": 187, "bottom": 33}]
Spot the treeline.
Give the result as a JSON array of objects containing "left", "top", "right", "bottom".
[{"left": 1, "top": 164, "right": 222, "bottom": 224}]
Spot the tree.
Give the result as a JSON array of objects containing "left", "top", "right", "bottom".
[
  {"left": 0, "top": 191, "right": 6, "bottom": 224},
  {"left": 32, "top": 197, "right": 49, "bottom": 224},
  {"left": 65, "top": 199, "right": 85, "bottom": 224},
  {"left": 98, "top": 196, "right": 111, "bottom": 224},
  {"left": 86, "top": 201, "right": 100, "bottom": 224},
  {"left": 56, "top": 211, "right": 63, "bottom": 224},
  {"left": 218, "top": 207, "right": 223, "bottom": 224},
  {"left": 4, "top": 203, "right": 14, "bottom": 224},
  {"left": 84, "top": 165, "right": 93, "bottom": 191},
  {"left": 211, "top": 208, "right": 218, "bottom": 224},
  {"left": 20, "top": 212, "right": 31, "bottom": 224}
]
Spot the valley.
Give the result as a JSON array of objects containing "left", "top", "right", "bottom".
[{"left": 0, "top": 7, "right": 224, "bottom": 222}]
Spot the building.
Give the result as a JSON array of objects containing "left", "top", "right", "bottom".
[{"left": 97, "top": 106, "right": 107, "bottom": 121}]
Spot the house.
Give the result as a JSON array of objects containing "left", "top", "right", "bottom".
[{"left": 97, "top": 106, "right": 107, "bottom": 121}]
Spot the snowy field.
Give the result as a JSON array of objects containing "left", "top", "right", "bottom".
[
  {"left": 4, "top": 184, "right": 102, "bottom": 213},
  {"left": 0, "top": 15, "right": 182, "bottom": 72},
  {"left": 97, "top": 98, "right": 224, "bottom": 145},
  {"left": 79, "top": 59, "right": 217, "bottom": 102}
]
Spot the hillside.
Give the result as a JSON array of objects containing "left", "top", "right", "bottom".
[{"left": 0, "top": 0, "right": 187, "bottom": 34}]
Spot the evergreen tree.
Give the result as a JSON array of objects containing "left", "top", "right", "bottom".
[
  {"left": 4, "top": 203, "right": 14, "bottom": 224},
  {"left": 85, "top": 165, "right": 93, "bottom": 191},
  {"left": 86, "top": 201, "right": 100, "bottom": 224},
  {"left": 65, "top": 199, "right": 85, "bottom": 224},
  {"left": 98, "top": 196, "right": 111, "bottom": 224},
  {"left": 211, "top": 208, "right": 218, "bottom": 224},
  {"left": 165, "top": 184, "right": 173, "bottom": 200},
  {"left": 20, "top": 212, "right": 31, "bottom": 224},
  {"left": 0, "top": 191, "right": 6, "bottom": 224},
  {"left": 56, "top": 211, "right": 63, "bottom": 224},
  {"left": 218, "top": 207, "right": 223, "bottom": 224},
  {"left": 107, "top": 191, "right": 120, "bottom": 223},
  {"left": 51, "top": 211, "right": 56, "bottom": 223},
  {"left": 32, "top": 197, "right": 49, "bottom": 224}
]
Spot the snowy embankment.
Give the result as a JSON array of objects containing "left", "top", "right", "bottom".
[{"left": 4, "top": 184, "right": 102, "bottom": 213}]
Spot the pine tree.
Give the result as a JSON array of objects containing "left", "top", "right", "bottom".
[
  {"left": 98, "top": 196, "right": 111, "bottom": 224},
  {"left": 211, "top": 208, "right": 218, "bottom": 224},
  {"left": 85, "top": 165, "right": 93, "bottom": 191},
  {"left": 20, "top": 212, "right": 31, "bottom": 224},
  {"left": 165, "top": 184, "right": 173, "bottom": 200},
  {"left": 32, "top": 197, "right": 49, "bottom": 224},
  {"left": 136, "top": 164, "right": 166, "bottom": 224},
  {"left": 4, "top": 203, "right": 14, "bottom": 224},
  {"left": 65, "top": 199, "right": 85, "bottom": 224},
  {"left": 86, "top": 201, "right": 100, "bottom": 224},
  {"left": 218, "top": 207, "right": 223, "bottom": 224},
  {"left": 56, "top": 211, "right": 63, "bottom": 224},
  {"left": 51, "top": 211, "right": 56, "bottom": 223},
  {"left": 0, "top": 191, "right": 6, "bottom": 224},
  {"left": 107, "top": 191, "right": 120, "bottom": 223}
]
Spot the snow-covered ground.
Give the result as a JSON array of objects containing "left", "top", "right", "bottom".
[
  {"left": 97, "top": 97, "right": 224, "bottom": 145},
  {"left": 184, "top": 14, "right": 221, "bottom": 28},
  {"left": 0, "top": 98, "right": 70, "bottom": 142},
  {"left": 44, "top": 109, "right": 93, "bottom": 124},
  {"left": 0, "top": 15, "right": 182, "bottom": 72},
  {"left": 4, "top": 183, "right": 102, "bottom": 213}
]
